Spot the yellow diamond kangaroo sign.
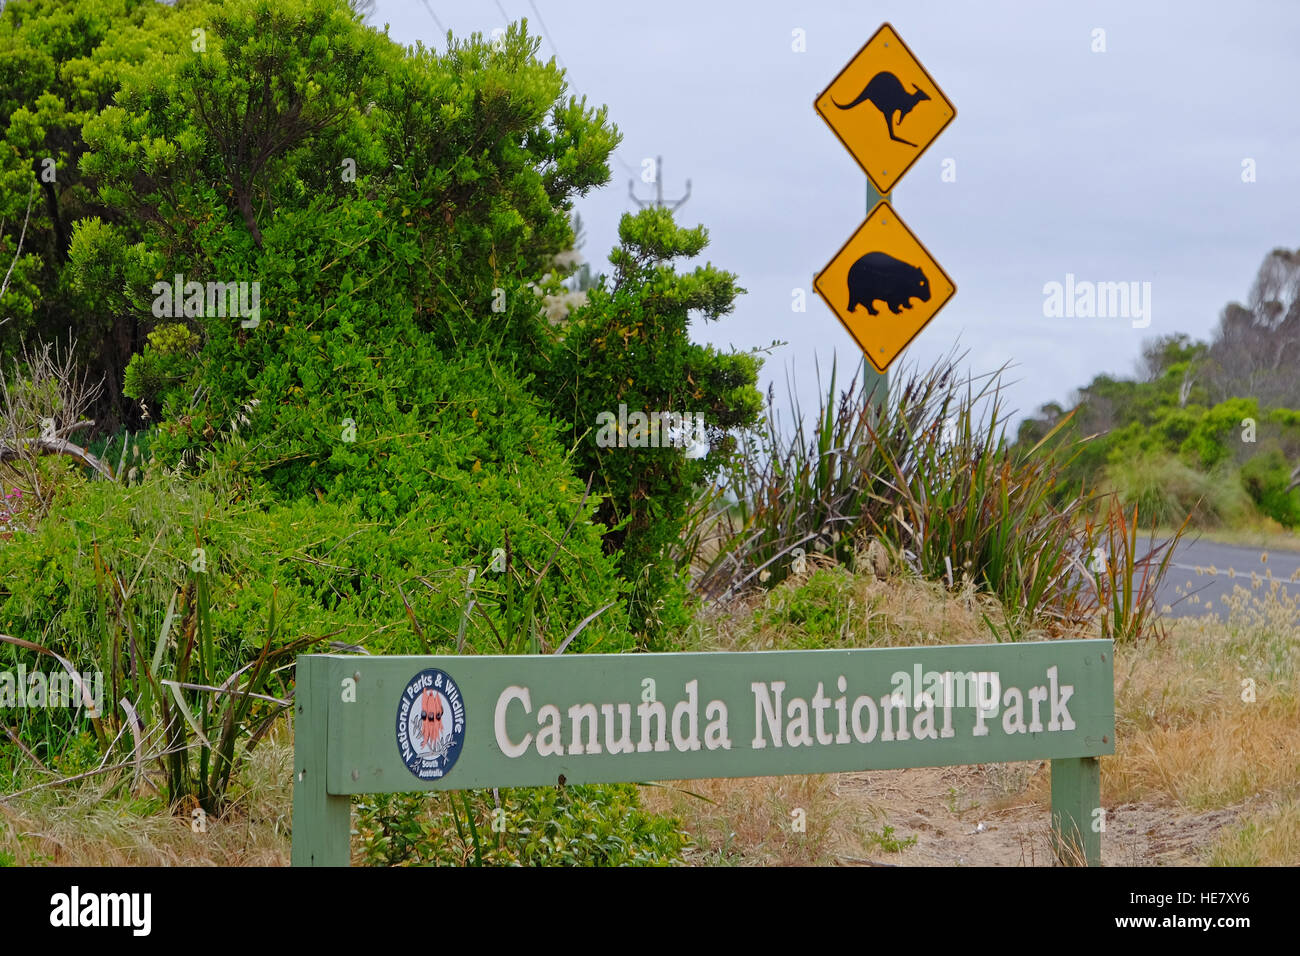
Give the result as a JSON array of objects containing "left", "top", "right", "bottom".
[
  {"left": 814, "top": 23, "right": 957, "bottom": 373},
  {"left": 814, "top": 200, "right": 955, "bottom": 374},
  {"left": 815, "top": 23, "right": 955, "bottom": 194}
]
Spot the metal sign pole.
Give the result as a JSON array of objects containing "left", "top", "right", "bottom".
[
  {"left": 865, "top": 180, "right": 890, "bottom": 416},
  {"left": 814, "top": 23, "right": 956, "bottom": 401}
]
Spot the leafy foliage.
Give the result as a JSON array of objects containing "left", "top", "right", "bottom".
[
  {"left": 355, "top": 784, "right": 689, "bottom": 867},
  {"left": 0, "top": 1, "right": 746, "bottom": 857},
  {"left": 1017, "top": 249, "right": 1300, "bottom": 528},
  {"left": 122, "top": 322, "right": 199, "bottom": 406},
  {"left": 1241, "top": 448, "right": 1300, "bottom": 527},
  {"left": 541, "top": 206, "right": 762, "bottom": 640},
  {"left": 0, "top": 0, "right": 200, "bottom": 431}
]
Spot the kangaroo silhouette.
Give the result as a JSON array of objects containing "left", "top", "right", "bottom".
[{"left": 834, "top": 71, "right": 930, "bottom": 147}]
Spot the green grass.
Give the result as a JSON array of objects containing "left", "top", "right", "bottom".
[
  {"left": 1103, "top": 452, "right": 1253, "bottom": 529},
  {"left": 1207, "top": 798, "right": 1300, "bottom": 866},
  {"left": 865, "top": 824, "right": 918, "bottom": 853}
]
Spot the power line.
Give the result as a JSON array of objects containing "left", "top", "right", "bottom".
[
  {"left": 418, "top": 0, "right": 445, "bottom": 36},
  {"left": 526, "top": 0, "right": 565, "bottom": 71},
  {"left": 484, "top": 2, "right": 654, "bottom": 201},
  {"left": 614, "top": 153, "right": 638, "bottom": 178}
]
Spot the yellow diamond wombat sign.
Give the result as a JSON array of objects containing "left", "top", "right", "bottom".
[
  {"left": 815, "top": 23, "right": 955, "bottom": 194},
  {"left": 814, "top": 200, "right": 956, "bottom": 374}
]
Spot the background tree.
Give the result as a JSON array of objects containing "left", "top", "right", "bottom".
[
  {"left": 0, "top": 0, "right": 196, "bottom": 432},
  {"left": 1015, "top": 246, "right": 1300, "bottom": 525},
  {"left": 1203, "top": 248, "right": 1300, "bottom": 407}
]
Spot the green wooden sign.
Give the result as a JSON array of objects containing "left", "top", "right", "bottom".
[{"left": 292, "top": 640, "right": 1114, "bottom": 866}]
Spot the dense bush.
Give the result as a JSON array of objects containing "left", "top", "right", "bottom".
[
  {"left": 0, "top": 456, "right": 630, "bottom": 685},
  {"left": 0, "top": 0, "right": 748, "bottom": 848},
  {"left": 61, "top": 0, "right": 756, "bottom": 648},
  {"left": 1103, "top": 451, "right": 1252, "bottom": 528},
  {"left": 1240, "top": 448, "right": 1300, "bottom": 527},
  {"left": 541, "top": 208, "right": 763, "bottom": 639},
  {"left": 356, "top": 784, "right": 689, "bottom": 867},
  {"left": 0, "top": 0, "right": 203, "bottom": 431}
]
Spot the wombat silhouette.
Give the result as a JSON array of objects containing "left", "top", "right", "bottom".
[
  {"left": 834, "top": 71, "right": 931, "bottom": 148},
  {"left": 847, "top": 251, "right": 930, "bottom": 316}
]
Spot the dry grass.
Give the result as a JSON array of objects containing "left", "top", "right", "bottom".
[
  {"left": 1106, "top": 703, "right": 1300, "bottom": 810},
  {"left": 1105, "top": 584, "right": 1300, "bottom": 811},
  {"left": 1207, "top": 795, "right": 1300, "bottom": 865},
  {"left": 3, "top": 561, "right": 1297, "bottom": 867},
  {"left": 686, "top": 556, "right": 1037, "bottom": 654},
  {"left": 0, "top": 727, "right": 294, "bottom": 866},
  {"left": 671, "top": 563, "right": 1300, "bottom": 866},
  {"left": 639, "top": 774, "right": 851, "bottom": 866},
  {"left": 649, "top": 566, "right": 1060, "bottom": 865}
]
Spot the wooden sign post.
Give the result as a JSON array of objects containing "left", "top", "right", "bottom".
[{"left": 292, "top": 640, "right": 1113, "bottom": 866}]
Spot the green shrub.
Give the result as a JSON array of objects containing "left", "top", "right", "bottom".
[
  {"left": 540, "top": 207, "right": 762, "bottom": 642},
  {"left": 355, "top": 783, "right": 689, "bottom": 866},
  {"left": 1240, "top": 448, "right": 1300, "bottom": 527},
  {"left": 122, "top": 322, "right": 201, "bottom": 407},
  {"left": 1176, "top": 397, "right": 1258, "bottom": 470},
  {"left": 759, "top": 567, "right": 858, "bottom": 647},
  {"left": 64, "top": 4, "right": 645, "bottom": 635},
  {"left": 0, "top": 456, "right": 631, "bottom": 785},
  {"left": 1103, "top": 451, "right": 1251, "bottom": 528}
]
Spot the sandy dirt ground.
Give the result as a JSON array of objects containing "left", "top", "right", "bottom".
[{"left": 828, "top": 764, "right": 1257, "bottom": 866}]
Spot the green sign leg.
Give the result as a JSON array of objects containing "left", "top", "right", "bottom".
[
  {"left": 1050, "top": 756, "right": 1101, "bottom": 866},
  {"left": 291, "top": 655, "right": 351, "bottom": 867}
]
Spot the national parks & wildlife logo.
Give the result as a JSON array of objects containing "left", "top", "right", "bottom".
[{"left": 396, "top": 668, "right": 466, "bottom": 780}]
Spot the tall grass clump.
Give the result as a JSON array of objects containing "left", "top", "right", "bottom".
[
  {"left": 869, "top": 362, "right": 1093, "bottom": 637},
  {"left": 1082, "top": 497, "right": 1187, "bottom": 644},
  {"left": 690, "top": 349, "right": 1183, "bottom": 642},
  {"left": 680, "top": 357, "right": 885, "bottom": 601}
]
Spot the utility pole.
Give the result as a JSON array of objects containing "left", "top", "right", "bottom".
[{"left": 629, "top": 155, "right": 691, "bottom": 210}]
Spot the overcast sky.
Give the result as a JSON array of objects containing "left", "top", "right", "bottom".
[{"left": 371, "top": 0, "right": 1300, "bottom": 429}]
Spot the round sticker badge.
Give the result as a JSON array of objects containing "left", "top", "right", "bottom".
[{"left": 396, "top": 668, "right": 466, "bottom": 781}]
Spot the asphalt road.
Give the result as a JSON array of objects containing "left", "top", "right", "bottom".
[{"left": 1145, "top": 535, "right": 1300, "bottom": 619}]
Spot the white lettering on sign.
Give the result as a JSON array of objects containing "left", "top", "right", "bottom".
[
  {"left": 495, "top": 685, "right": 532, "bottom": 758},
  {"left": 493, "top": 681, "right": 732, "bottom": 758},
  {"left": 491, "top": 666, "right": 1078, "bottom": 760}
]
